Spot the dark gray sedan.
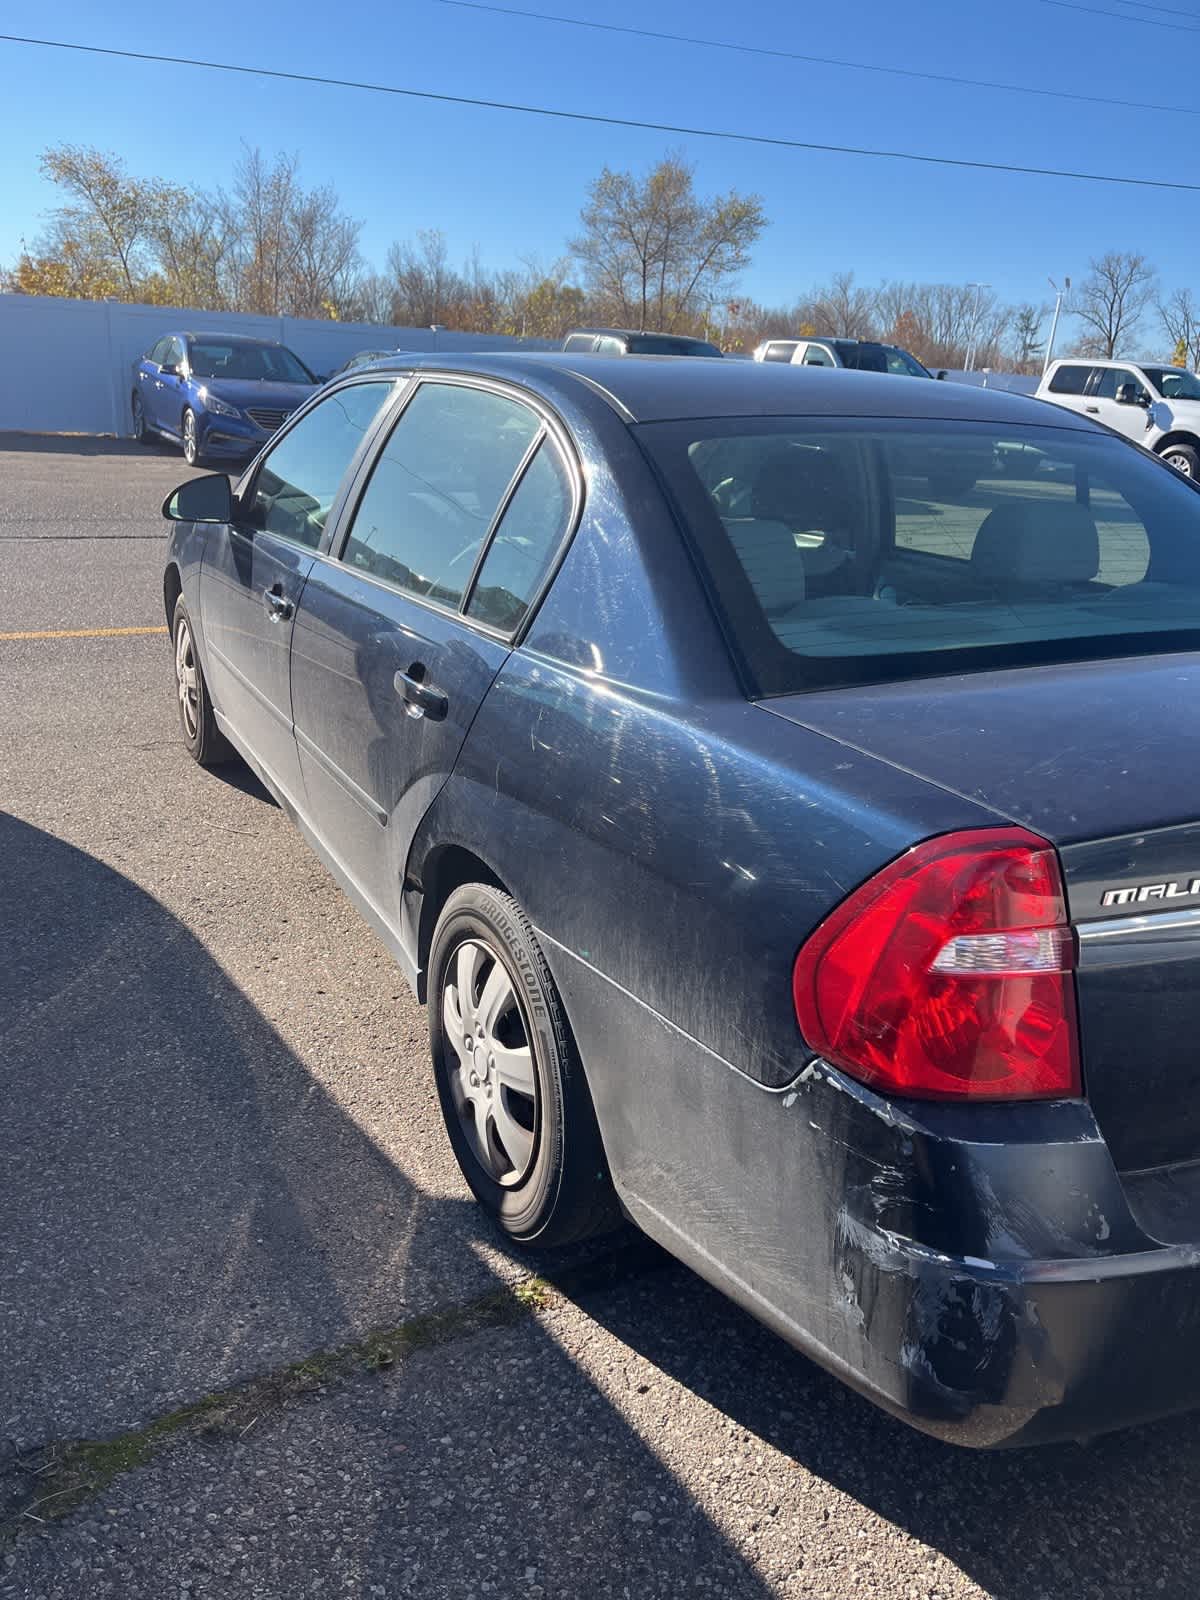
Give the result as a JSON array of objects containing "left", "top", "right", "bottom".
[{"left": 163, "top": 355, "right": 1200, "bottom": 1445}]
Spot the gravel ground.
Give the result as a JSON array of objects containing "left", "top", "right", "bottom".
[{"left": 3, "top": 435, "right": 1199, "bottom": 1599}]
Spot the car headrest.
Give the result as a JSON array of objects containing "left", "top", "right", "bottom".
[
  {"left": 970, "top": 500, "right": 1100, "bottom": 587},
  {"left": 722, "top": 517, "right": 806, "bottom": 612}
]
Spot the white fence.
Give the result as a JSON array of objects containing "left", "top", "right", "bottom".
[{"left": 0, "top": 294, "right": 558, "bottom": 436}]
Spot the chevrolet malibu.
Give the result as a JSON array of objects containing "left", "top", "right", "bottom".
[{"left": 162, "top": 355, "right": 1200, "bottom": 1446}]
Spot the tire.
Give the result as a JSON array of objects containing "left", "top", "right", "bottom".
[
  {"left": 428, "top": 883, "right": 621, "bottom": 1248},
  {"left": 1160, "top": 443, "right": 1200, "bottom": 481},
  {"left": 181, "top": 407, "right": 203, "bottom": 468},
  {"left": 131, "top": 391, "right": 150, "bottom": 444},
  {"left": 172, "top": 596, "right": 233, "bottom": 766}
]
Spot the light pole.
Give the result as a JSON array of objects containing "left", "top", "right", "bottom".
[
  {"left": 964, "top": 282, "right": 991, "bottom": 372},
  {"left": 1043, "top": 276, "right": 1071, "bottom": 376}
]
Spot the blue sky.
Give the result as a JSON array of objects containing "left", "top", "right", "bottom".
[{"left": 0, "top": 0, "right": 1192, "bottom": 341}]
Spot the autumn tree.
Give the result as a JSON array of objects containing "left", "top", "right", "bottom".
[
  {"left": 35, "top": 144, "right": 178, "bottom": 300},
  {"left": 225, "top": 147, "right": 362, "bottom": 319},
  {"left": 1074, "top": 252, "right": 1156, "bottom": 359},
  {"left": 810, "top": 271, "right": 876, "bottom": 338},
  {"left": 1158, "top": 287, "right": 1200, "bottom": 370},
  {"left": 571, "top": 153, "right": 765, "bottom": 333}
]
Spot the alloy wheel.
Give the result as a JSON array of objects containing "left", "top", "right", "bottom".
[
  {"left": 183, "top": 411, "right": 198, "bottom": 466},
  {"left": 441, "top": 938, "right": 539, "bottom": 1187},
  {"left": 175, "top": 617, "right": 199, "bottom": 740},
  {"left": 132, "top": 395, "right": 145, "bottom": 441},
  {"left": 1165, "top": 450, "right": 1195, "bottom": 479}
]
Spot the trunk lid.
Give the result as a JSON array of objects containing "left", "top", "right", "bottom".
[{"left": 763, "top": 653, "right": 1200, "bottom": 1171}]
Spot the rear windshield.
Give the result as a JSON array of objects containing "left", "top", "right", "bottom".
[
  {"left": 626, "top": 335, "right": 722, "bottom": 357},
  {"left": 188, "top": 341, "right": 314, "bottom": 383},
  {"left": 643, "top": 416, "right": 1200, "bottom": 694}
]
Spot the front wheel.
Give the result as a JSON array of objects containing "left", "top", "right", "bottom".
[
  {"left": 181, "top": 407, "right": 203, "bottom": 468},
  {"left": 428, "top": 884, "right": 621, "bottom": 1248},
  {"left": 172, "top": 597, "right": 232, "bottom": 766},
  {"left": 1160, "top": 443, "right": 1199, "bottom": 480}
]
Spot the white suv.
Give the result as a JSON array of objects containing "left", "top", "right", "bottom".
[{"left": 1037, "top": 358, "right": 1200, "bottom": 480}]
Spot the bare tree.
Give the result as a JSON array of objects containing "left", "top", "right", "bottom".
[
  {"left": 572, "top": 153, "right": 764, "bottom": 332},
  {"left": 810, "top": 271, "right": 877, "bottom": 338},
  {"left": 147, "top": 191, "right": 237, "bottom": 311},
  {"left": 1074, "top": 251, "right": 1156, "bottom": 359},
  {"left": 385, "top": 229, "right": 461, "bottom": 326},
  {"left": 1009, "top": 303, "right": 1046, "bottom": 374},
  {"left": 1158, "top": 287, "right": 1200, "bottom": 369}
]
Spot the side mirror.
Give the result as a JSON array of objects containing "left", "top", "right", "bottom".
[
  {"left": 1116, "top": 382, "right": 1149, "bottom": 407},
  {"left": 158, "top": 362, "right": 181, "bottom": 378},
  {"left": 935, "top": 369, "right": 948, "bottom": 380},
  {"left": 162, "top": 473, "right": 233, "bottom": 523}
]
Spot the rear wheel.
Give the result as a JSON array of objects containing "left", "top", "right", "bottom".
[
  {"left": 428, "top": 883, "right": 621, "bottom": 1247},
  {"left": 131, "top": 392, "right": 150, "bottom": 444},
  {"left": 172, "top": 597, "right": 232, "bottom": 766},
  {"left": 1160, "top": 443, "right": 1199, "bottom": 481}
]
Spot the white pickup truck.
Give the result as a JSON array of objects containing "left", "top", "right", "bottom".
[{"left": 1037, "top": 358, "right": 1200, "bottom": 480}]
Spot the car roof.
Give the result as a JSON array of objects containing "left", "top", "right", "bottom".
[
  {"left": 567, "top": 328, "right": 713, "bottom": 342},
  {"left": 359, "top": 351, "right": 1093, "bottom": 428},
  {"left": 1048, "top": 356, "right": 1163, "bottom": 370}
]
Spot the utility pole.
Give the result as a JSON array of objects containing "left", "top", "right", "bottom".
[
  {"left": 1043, "top": 276, "right": 1071, "bottom": 376},
  {"left": 964, "top": 283, "right": 991, "bottom": 372}
]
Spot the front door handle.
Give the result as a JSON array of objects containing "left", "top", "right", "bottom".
[
  {"left": 263, "top": 585, "right": 293, "bottom": 621},
  {"left": 1085, "top": 405, "right": 1100, "bottom": 414},
  {"left": 394, "top": 664, "right": 448, "bottom": 722}
]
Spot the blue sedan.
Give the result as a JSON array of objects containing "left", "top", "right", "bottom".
[
  {"left": 162, "top": 354, "right": 1200, "bottom": 1446},
  {"left": 132, "top": 331, "right": 319, "bottom": 466}
]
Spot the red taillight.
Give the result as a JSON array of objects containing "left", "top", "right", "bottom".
[{"left": 791, "top": 828, "right": 1080, "bottom": 1101}]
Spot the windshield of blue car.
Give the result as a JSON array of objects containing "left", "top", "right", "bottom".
[
  {"left": 187, "top": 341, "right": 314, "bottom": 384},
  {"left": 1143, "top": 367, "right": 1200, "bottom": 402},
  {"left": 833, "top": 341, "right": 931, "bottom": 378},
  {"left": 643, "top": 416, "right": 1200, "bottom": 694}
]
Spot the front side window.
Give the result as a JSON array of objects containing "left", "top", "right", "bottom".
[
  {"left": 340, "top": 383, "right": 540, "bottom": 609},
  {"left": 595, "top": 336, "right": 626, "bottom": 355},
  {"left": 1048, "top": 364, "right": 1094, "bottom": 396},
  {"left": 882, "top": 345, "right": 931, "bottom": 378},
  {"left": 148, "top": 337, "right": 172, "bottom": 365},
  {"left": 164, "top": 338, "right": 185, "bottom": 370},
  {"left": 645, "top": 415, "right": 1200, "bottom": 693},
  {"left": 467, "top": 441, "right": 573, "bottom": 632},
  {"left": 802, "top": 345, "right": 835, "bottom": 367},
  {"left": 242, "top": 382, "right": 393, "bottom": 548},
  {"left": 1094, "top": 367, "right": 1146, "bottom": 402}
]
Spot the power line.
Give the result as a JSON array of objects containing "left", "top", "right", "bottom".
[
  {"left": 438, "top": 0, "right": 1200, "bottom": 118},
  {"left": 1040, "top": 0, "right": 1200, "bottom": 29},
  {"left": 1, "top": 32, "right": 1198, "bottom": 192}
]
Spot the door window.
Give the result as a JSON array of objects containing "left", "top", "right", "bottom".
[
  {"left": 594, "top": 336, "right": 626, "bottom": 355},
  {"left": 148, "top": 337, "right": 172, "bottom": 365},
  {"left": 802, "top": 345, "right": 836, "bottom": 367},
  {"left": 1094, "top": 367, "right": 1147, "bottom": 403},
  {"left": 762, "top": 342, "right": 799, "bottom": 362},
  {"left": 340, "top": 383, "right": 541, "bottom": 610},
  {"left": 1048, "top": 365, "right": 1094, "bottom": 396},
  {"left": 466, "top": 440, "right": 573, "bottom": 632},
  {"left": 242, "top": 382, "right": 393, "bottom": 549}
]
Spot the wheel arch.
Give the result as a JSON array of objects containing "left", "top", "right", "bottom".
[
  {"left": 413, "top": 842, "right": 510, "bottom": 1002},
  {"left": 164, "top": 562, "right": 183, "bottom": 628},
  {"left": 1155, "top": 430, "right": 1200, "bottom": 455}
]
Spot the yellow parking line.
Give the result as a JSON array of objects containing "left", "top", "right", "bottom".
[{"left": 0, "top": 625, "right": 168, "bottom": 641}]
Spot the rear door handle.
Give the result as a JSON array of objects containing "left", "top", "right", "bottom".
[
  {"left": 394, "top": 665, "right": 448, "bottom": 722},
  {"left": 1085, "top": 405, "right": 1100, "bottom": 413},
  {"left": 263, "top": 585, "right": 293, "bottom": 621}
]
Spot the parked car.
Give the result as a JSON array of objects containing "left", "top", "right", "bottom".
[
  {"left": 753, "top": 336, "right": 938, "bottom": 378},
  {"left": 132, "top": 332, "right": 319, "bottom": 466},
  {"left": 1037, "top": 358, "right": 1200, "bottom": 479},
  {"left": 164, "top": 354, "right": 1200, "bottom": 1447},
  {"left": 562, "top": 327, "right": 722, "bottom": 357},
  {"left": 327, "top": 349, "right": 402, "bottom": 380}
]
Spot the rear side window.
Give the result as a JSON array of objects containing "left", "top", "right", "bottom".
[
  {"left": 467, "top": 441, "right": 573, "bottom": 632},
  {"left": 762, "top": 342, "right": 799, "bottom": 362},
  {"left": 340, "top": 383, "right": 540, "bottom": 609},
  {"left": 1048, "top": 365, "right": 1094, "bottom": 395},
  {"left": 563, "top": 334, "right": 597, "bottom": 352},
  {"left": 242, "top": 382, "right": 393, "bottom": 548},
  {"left": 802, "top": 345, "right": 835, "bottom": 367},
  {"left": 644, "top": 416, "right": 1200, "bottom": 693}
]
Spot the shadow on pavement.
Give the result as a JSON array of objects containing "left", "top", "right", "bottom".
[
  {"left": 0, "top": 813, "right": 776, "bottom": 1596},
  {"left": 0, "top": 433, "right": 164, "bottom": 458},
  {"left": 577, "top": 1257, "right": 1200, "bottom": 1599}
]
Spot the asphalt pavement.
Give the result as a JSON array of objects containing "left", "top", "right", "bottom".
[{"left": 2, "top": 432, "right": 1199, "bottom": 1599}]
